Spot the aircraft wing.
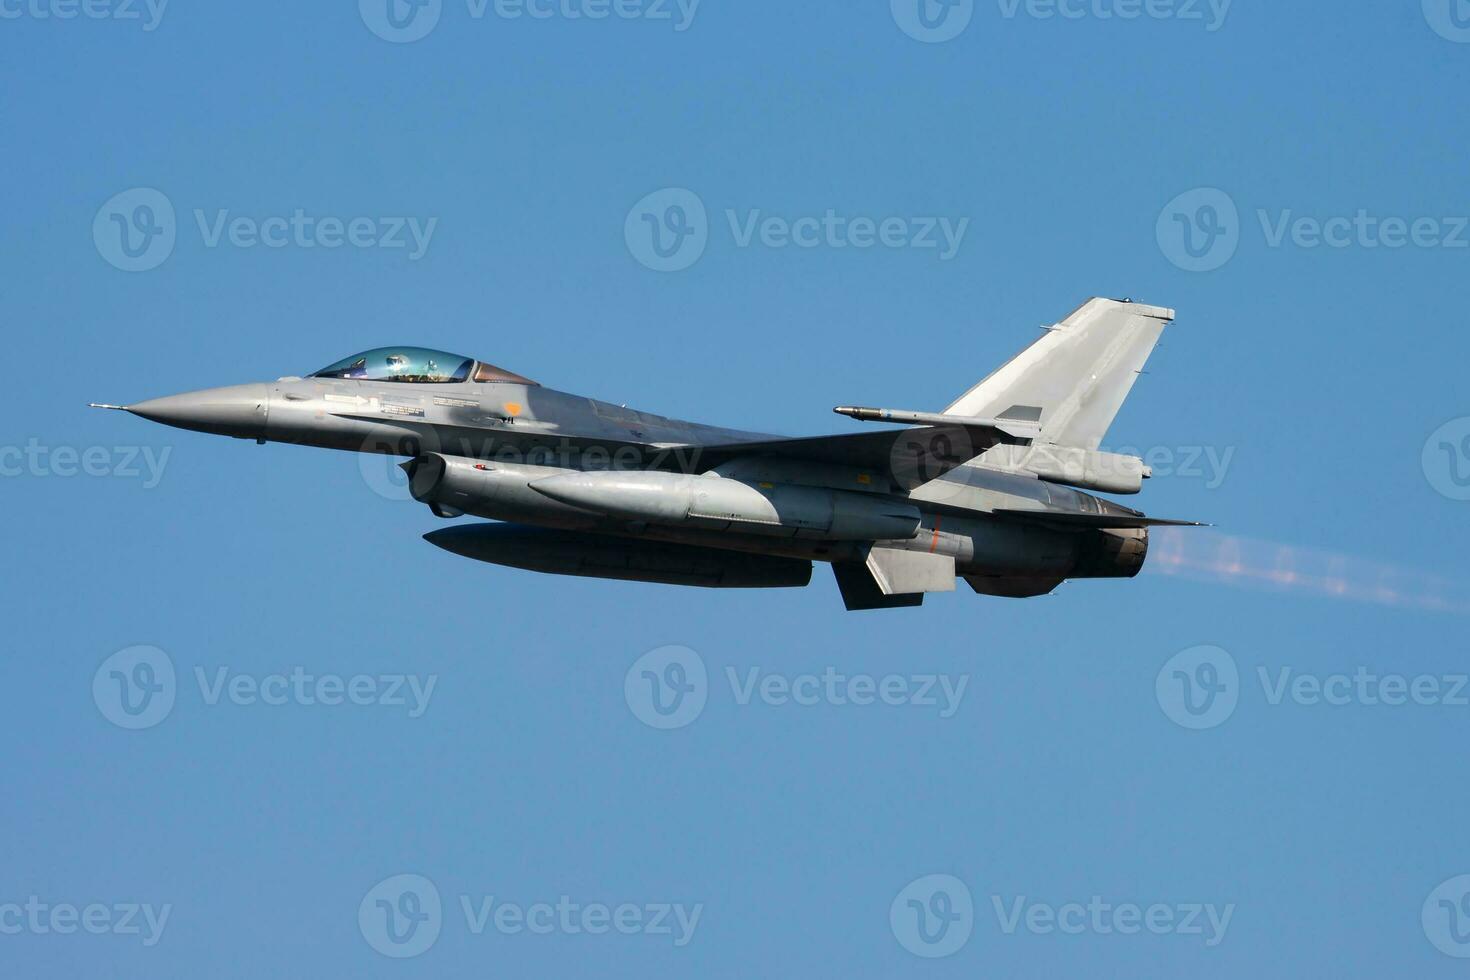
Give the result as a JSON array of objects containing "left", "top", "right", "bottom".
[
  {"left": 690, "top": 423, "right": 1014, "bottom": 483},
  {"left": 987, "top": 509, "right": 1208, "bottom": 529}
]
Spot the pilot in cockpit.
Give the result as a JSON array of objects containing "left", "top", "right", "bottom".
[{"left": 310, "top": 348, "right": 538, "bottom": 386}]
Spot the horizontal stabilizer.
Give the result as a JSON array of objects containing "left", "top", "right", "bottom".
[{"left": 989, "top": 509, "right": 1207, "bottom": 530}]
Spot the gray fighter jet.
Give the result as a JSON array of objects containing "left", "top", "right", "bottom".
[{"left": 94, "top": 297, "right": 1203, "bottom": 610}]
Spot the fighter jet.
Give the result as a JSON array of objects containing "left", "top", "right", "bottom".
[{"left": 93, "top": 297, "right": 1203, "bottom": 610}]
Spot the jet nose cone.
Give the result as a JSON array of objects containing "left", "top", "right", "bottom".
[{"left": 128, "top": 383, "right": 270, "bottom": 439}]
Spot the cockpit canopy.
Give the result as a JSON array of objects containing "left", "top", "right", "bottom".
[
  {"left": 311, "top": 347, "right": 536, "bottom": 386},
  {"left": 313, "top": 347, "right": 472, "bottom": 383}
]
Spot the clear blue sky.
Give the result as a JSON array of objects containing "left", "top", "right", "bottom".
[{"left": 6, "top": 1, "right": 1470, "bottom": 976}]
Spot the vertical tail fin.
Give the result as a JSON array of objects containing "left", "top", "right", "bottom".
[{"left": 945, "top": 298, "right": 1175, "bottom": 450}]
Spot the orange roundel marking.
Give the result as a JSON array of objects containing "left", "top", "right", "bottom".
[
  {"left": 929, "top": 516, "right": 942, "bottom": 554},
  {"left": 504, "top": 402, "right": 522, "bottom": 417}
]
